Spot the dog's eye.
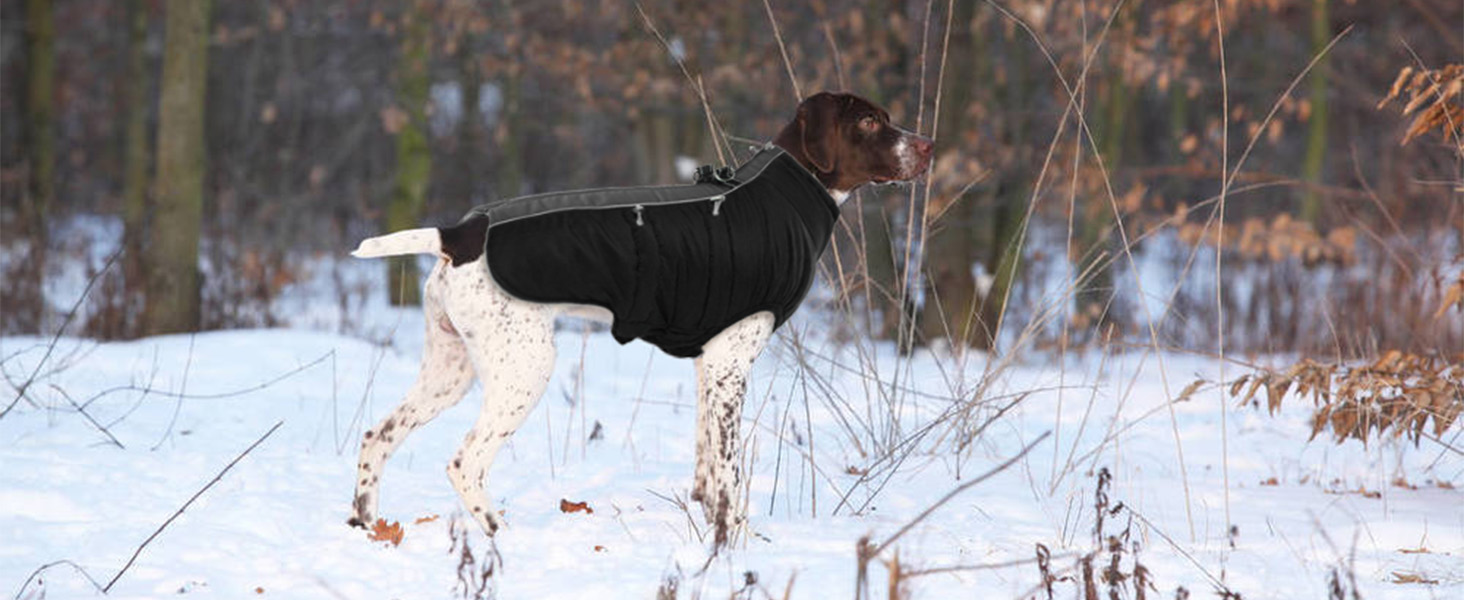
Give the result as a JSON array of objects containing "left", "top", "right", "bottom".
[{"left": 859, "top": 116, "right": 879, "bottom": 132}]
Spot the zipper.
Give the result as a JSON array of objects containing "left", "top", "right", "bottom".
[
  {"left": 710, "top": 195, "right": 726, "bottom": 216},
  {"left": 633, "top": 204, "right": 645, "bottom": 226}
]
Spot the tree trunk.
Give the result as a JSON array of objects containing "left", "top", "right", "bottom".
[
  {"left": 860, "top": 198, "right": 902, "bottom": 339},
  {"left": 386, "top": 8, "right": 432, "bottom": 307},
  {"left": 1074, "top": 19, "right": 1134, "bottom": 334},
  {"left": 918, "top": 0, "right": 983, "bottom": 349},
  {"left": 979, "top": 183, "right": 1028, "bottom": 349},
  {"left": 122, "top": 0, "right": 152, "bottom": 336},
  {"left": 854, "top": 0, "right": 915, "bottom": 345},
  {"left": 1300, "top": 0, "right": 1329, "bottom": 224},
  {"left": 9, "top": 0, "right": 56, "bottom": 333},
  {"left": 142, "top": 0, "right": 210, "bottom": 335},
  {"left": 495, "top": 70, "right": 523, "bottom": 201},
  {"left": 23, "top": 0, "right": 54, "bottom": 238},
  {"left": 457, "top": 42, "right": 482, "bottom": 202}
]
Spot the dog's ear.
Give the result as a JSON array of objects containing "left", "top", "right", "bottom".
[{"left": 797, "top": 92, "right": 841, "bottom": 173}]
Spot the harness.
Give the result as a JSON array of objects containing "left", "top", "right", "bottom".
[{"left": 461, "top": 147, "right": 839, "bottom": 358}]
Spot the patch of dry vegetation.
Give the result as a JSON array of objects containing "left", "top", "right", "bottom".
[
  {"left": 1224, "top": 351, "right": 1463, "bottom": 446},
  {"left": 1378, "top": 64, "right": 1464, "bottom": 147}
]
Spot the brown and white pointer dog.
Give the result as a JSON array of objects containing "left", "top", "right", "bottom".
[{"left": 349, "top": 92, "right": 933, "bottom": 545}]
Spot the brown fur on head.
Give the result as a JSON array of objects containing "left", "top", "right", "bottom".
[{"left": 773, "top": 92, "right": 934, "bottom": 194}]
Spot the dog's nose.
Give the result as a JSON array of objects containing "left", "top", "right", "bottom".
[{"left": 910, "top": 136, "right": 934, "bottom": 158}]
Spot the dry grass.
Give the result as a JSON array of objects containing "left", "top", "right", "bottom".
[
  {"left": 1378, "top": 64, "right": 1464, "bottom": 147},
  {"left": 1223, "top": 350, "right": 1463, "bottom": 447}
]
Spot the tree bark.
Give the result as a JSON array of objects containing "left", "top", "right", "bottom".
[
  {"left": 1300, "top": 0, "right": 1329, "bottom": 224},
  {"left": 494, "top": 69, "right": 523, "bottom": 201},
  {"left": 386, "top": 7, "right": 432, "bottom": 307},
  {"left": 122, "top": 0, "right": 152, "bottom": 335},
  {"left": 8, "top": 0, "right": 56, "bottom": 333},
  {"left": 1074, "top": 16, "right": 1134, "bottom": 335},
  {"left": 457, "top": 41, "right": 482, "bottom": 202},
  {"left": 918, "top": 0, "right": 982, "bottom": 349},
  {"left": 142, "top": 0, "right": 210, "bottom": 335},
  {"left": 23, "top": 0, "right": 55, "bottom": 238}
]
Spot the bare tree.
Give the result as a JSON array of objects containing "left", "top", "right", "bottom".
[
  {"left": 121, "top": 0, "right": 152, "bottom": 337},
  {"left": 385, "top": 3, "right": 433, "bottom": 307},
  {"left": 143, "top": 0, "right": 211, "bottom": 335},
  {"left": 8, "top": 0, "right": 56, "bottom": 333}
]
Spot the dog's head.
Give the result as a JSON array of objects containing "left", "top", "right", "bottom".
[{"left": 773, "top": 92, "right": 934, "bottom": 199}]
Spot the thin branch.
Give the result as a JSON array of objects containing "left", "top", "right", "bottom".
[
  {"left": 761, "top": 0, "right": 802, "bottom": 103},
  {"left": 13, "top": 559, "right": 106, "bottom": 599},
  {"left": 152, "top": 332, "right": 197, "bottom": 450},
  {"left": 49, "top": 384, "right": 124, "bottom": 449},
  {"left": 904, "top": 552, "right": 1076, "bottom": 578},
  {"left": 868, "top": 431, "right": 1050, "bottom": 557},
  {"left": 3, "top": 247, "right": 121, "bottom": 419},
  {"left": 1212, "top": 0, "right": 1233, "bottom": 547},
  {"left": 81, "top": 352, "right": 331, "bottom": 412},
  {"left": 632, "top": 3, "right": 735, "bottom": 165},
  {"left": 1123, "top": 504, "right": 1237, "bottom": 596},
  {"left": 103, "top": 420, "right": 284, "bottom": 593}
]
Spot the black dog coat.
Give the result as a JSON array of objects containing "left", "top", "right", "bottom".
[{"left": 458, "top": 147, "right": 838, "bottom": 358}]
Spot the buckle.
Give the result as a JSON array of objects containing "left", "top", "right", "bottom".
[{"left": 694, "top": 164, "right": 737, "bottom": 186}]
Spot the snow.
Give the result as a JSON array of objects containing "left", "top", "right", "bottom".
[{"left": 3, "top": 277, "right": 1463, "bottom": 598}]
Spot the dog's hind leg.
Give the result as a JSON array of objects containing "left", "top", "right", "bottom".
[
  {"left": 349, "top": 264, "right": 475, "bottom": 528},
  {"left": 443, "top": 265, "right": 558, "bottom": 536},
  {"left": 691, "top": 311, "right": 774, "bottom": 547}
]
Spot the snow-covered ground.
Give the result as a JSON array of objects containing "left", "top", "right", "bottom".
[{"left": 3, "top": 259, "right": 1462, "bottom": 598}]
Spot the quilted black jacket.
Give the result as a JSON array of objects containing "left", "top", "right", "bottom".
[{"left": 461, "top": 147, "right": 839, "bottom": 358}]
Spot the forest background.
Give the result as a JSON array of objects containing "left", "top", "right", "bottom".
[{"left": 2, "top": 0, "right": 1462, "bottom": 357}]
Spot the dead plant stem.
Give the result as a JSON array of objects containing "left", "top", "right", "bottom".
[{"left": 104, "top": 420, "right": 283, "bottom": 593}]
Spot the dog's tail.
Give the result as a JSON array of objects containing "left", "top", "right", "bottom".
[{"left": 352, "top": 228, "right": 441, "bottom": 258}]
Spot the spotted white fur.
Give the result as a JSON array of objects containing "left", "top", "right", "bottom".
[
  {"left": 347, "top": 249, "right": 773, "bottom": 544},
  {"left": 691, "top": 310, "right": 773, "bottom": 545}
]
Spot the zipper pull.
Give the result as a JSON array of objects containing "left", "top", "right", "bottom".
[
  {"left": 633, "top": 204, "right": 645, "bottom": 226},
  {"left": 710, "top": 195, "right": 726, "bottom": 216}
]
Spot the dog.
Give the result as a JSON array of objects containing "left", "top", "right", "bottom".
[{"left": 348, "top": 92, "right": 933, "bottom": 545}]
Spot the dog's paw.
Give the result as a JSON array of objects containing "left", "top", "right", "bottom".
[{"left": 346, "top": 516, "right": 370, "bottom": 529}]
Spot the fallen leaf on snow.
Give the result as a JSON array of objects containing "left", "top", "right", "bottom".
[
  {"left": 560, "top": 499, "right": 594, "bottom": 514},
  {"left": 1391, "top": 571, "right": 1438, "bottom": 584},
  {"left": 368, "top": 518, "right": 404, "bottom": 546}
]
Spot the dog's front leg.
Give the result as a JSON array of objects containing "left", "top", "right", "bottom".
[{"left": 692, "top": 311, "right": 774, "bottom": 547}]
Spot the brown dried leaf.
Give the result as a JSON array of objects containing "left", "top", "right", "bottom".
[
  {"left": 1176, "top": 380, "right": 1205, "bottom": 403},
  {"left": 559, "top": 499, "right": 594, "bottom": 514},
  {"left": 1378, "top": 66, "right": 1413, "bottom": 109},
  {"left": 1229, "top": 376, "right": 1249, "bottom": 399},
  {"left": 1391, "top": 571, "right": 1438, "bottom": 585},
  {"left": 1266, "top": 378, "right": 1292, "bottom": 415},
  {"left": 1242, "top": 374, "right": 1266, "bottom": 406},
  {"left": 368, "top": 518, "right": 404, "bottom": 546}
]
